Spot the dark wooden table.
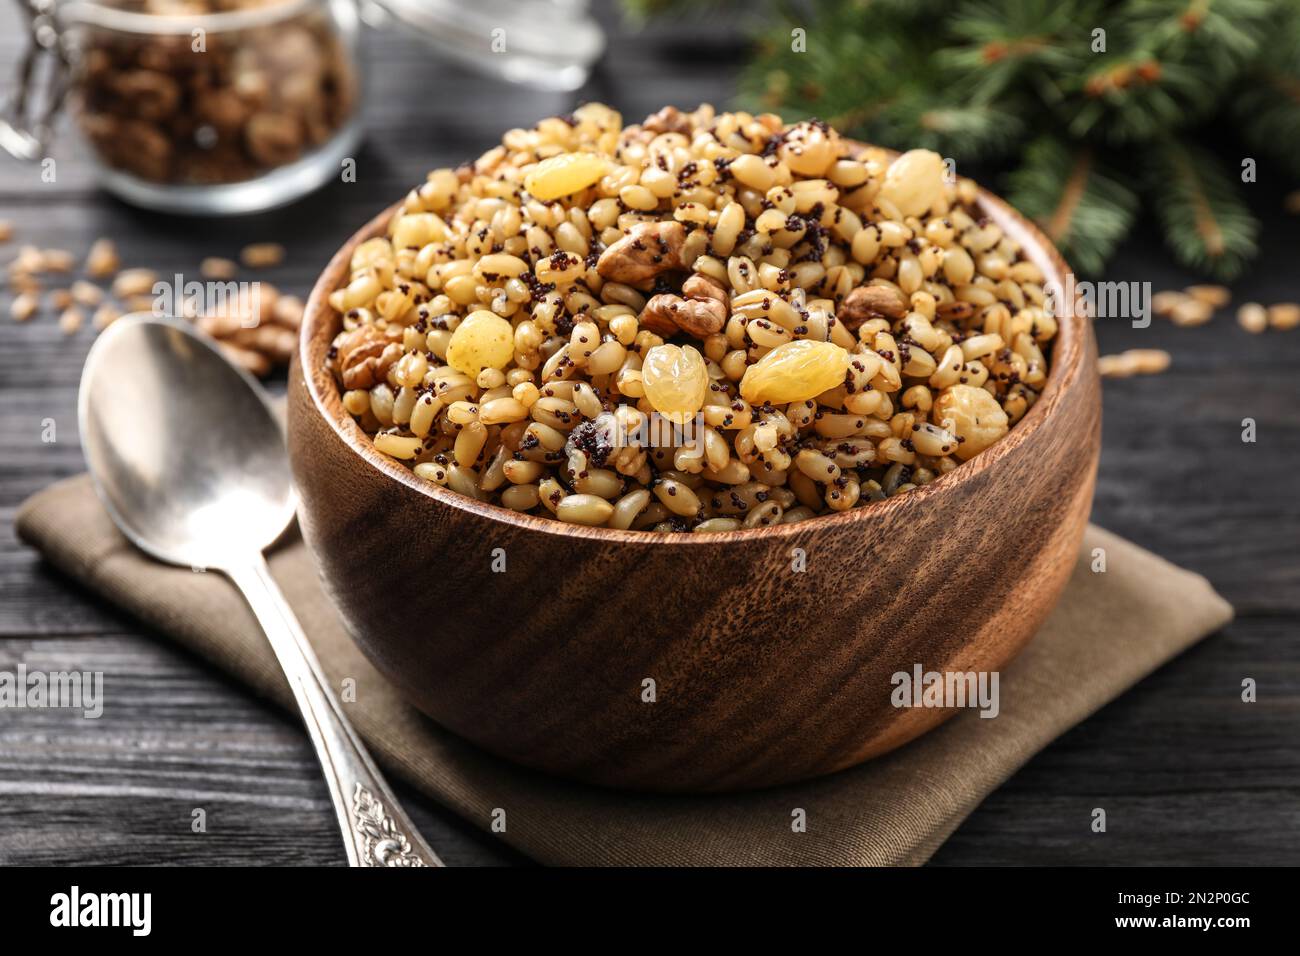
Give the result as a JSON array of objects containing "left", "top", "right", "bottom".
[{"left": 2, "top": 3, "right": 1297, "bottom": 867}]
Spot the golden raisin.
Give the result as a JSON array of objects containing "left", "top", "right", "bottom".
[
  {"left": 525, "top": 152, "right": 607, "bottom": 201},
  {"left": 642, "top": 344, "right": 708, "bottom": 423},
  {"left": 739, "top": 339, "right": 850, "bottom": 405}
]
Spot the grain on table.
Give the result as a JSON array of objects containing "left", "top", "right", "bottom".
[
  {"left": 1098, "top": 349, "right": 1171, "bottom": 378},
  {"left": 240, "top": 243, "right": 286, "bottom": 268},
  {"left": 86, "top": 238, "right": 120, "bottom": 278},
  {"left": 200, "top": 256, "right": 239, "bottom": 280},
  {"left": 58, "top": 306, "right": 84, "bottom": 335},
  {"left": 1268, "top": 303, "right": 1300, "bottom": 330},
  {"left": 10, "top": 291, "right": 38, "bottom": 322}
]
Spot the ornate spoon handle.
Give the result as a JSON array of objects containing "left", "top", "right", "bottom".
[{"left": 227, "top": 555, "right": 443, "bottom": 867}]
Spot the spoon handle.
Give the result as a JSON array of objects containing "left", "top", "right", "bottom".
[{"left": 226, "top": 555, "right": 444, "bottom": 867}]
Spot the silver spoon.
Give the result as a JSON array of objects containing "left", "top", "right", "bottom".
[{"left": 79, "top": 313, "right": 442, "bottom": 867}]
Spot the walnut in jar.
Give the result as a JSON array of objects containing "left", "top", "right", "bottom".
[
  {"left": 72, "top": 0, "right": 357, "bottom": 187},
  {"left": 245, "top": 112, "right": 305, "bottom": 167}
]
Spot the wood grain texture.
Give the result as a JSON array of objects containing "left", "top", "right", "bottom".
[
  {"left": 1, "top": 0, "right": 1297, "bottom": 862},
  {"left": 0, "top": 635, "right": 528, "bottom": 866},
  {"left": 286, "top": 181, "right": 1100, "bottom": 792}
]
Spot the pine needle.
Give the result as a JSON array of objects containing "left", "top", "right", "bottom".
[
  {"left": 940, "top": 0, "right": 1091, "bottom": 105},
  {"left": 1006, "top": 136, "right": 1137, "bottom": 275},
  {"left": 1125, "top": 0, "right": 1275, "bottom": 72},
  {"left": 1145, "top": 140, "right": 1259, "bottom": 279}
]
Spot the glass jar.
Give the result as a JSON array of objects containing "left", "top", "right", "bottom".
[
  {"left": 3, "top": 0, "right": 364, "bottom": 214},
  {"left": 1, "top": 0, "right": 606, "bottom": 215}
]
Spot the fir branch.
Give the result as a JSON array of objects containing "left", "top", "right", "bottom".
[
  {"left": 1005, "top": 136, "right": 1138, "bottom": 275},
  {"left": 1235, "top": 72, "right": 1300, "bottom": 179},
  {"left": 738, "top": 0, "right": 1020, "bottom": 159},
  {"left": 1061, "top": 0, "right": 1279, "bottom": 143},
  {"left": 1145, "top": 140, "right": 1259, "bottom": 279},
  {"left": 1066, "top": 58, "right": 1213, "bottom": 142},
  {"left": 1233, "top": 1, "right": 1300, "bottom": 178},
  {"left": 939, "top": 0, "right": 1093, "bottom": 105},
  {"left": 1125, "top": 0, "right": 1277, "bottom": 73}
]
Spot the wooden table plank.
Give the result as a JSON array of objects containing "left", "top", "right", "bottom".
[{"left": 0, "top": 634, "right": 526, "bottom": 866}]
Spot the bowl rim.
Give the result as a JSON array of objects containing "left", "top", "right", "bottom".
[{"left": 297, "top": 151, "right": 1090, "bottom": 546}]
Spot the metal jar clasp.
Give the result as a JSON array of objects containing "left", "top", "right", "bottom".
[{"left": 0, "top": 0, "right": 71, "bottom": 161}]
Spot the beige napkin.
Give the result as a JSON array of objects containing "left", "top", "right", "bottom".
[{"left": 16, "top": 474, "right": 1232, "bottom": 866}]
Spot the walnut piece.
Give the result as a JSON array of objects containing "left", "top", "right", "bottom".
[
  {"left": 682, "top": 273, "right": 728, "bottom": 306},
  {"left": 245, "top": 112, "right": 304, "bottom": 167},
  {"left": 839, "top": 284, "right": 908, "bottom": 329},
  {"left": 642, "top": 105, "right": 691, "bottom": 136},
  {"left": 637, "top": 296, "right": 680, "bottom": 336},
  {"left": 191, "top": 280, "right": 302, "bottom": 379},
  {"left": 637, "top": 271, "right": 730, "bottom": 339},
  {"left": 639, "top": 294, "right": 726, "bottom": 339},
  {"left": 335, "top": 326, "right": 402, "bottom": 390},
  {"left": 112, "top": 70, "right": 181, "bottom": 122},
  {"left": 596, "top": 221, "right": 685, "bottom": 284}
]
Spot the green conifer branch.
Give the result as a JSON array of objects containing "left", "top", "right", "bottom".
[
  {"left": 1005, "top": 136, "right": 1138, "bottom": 274},
  {"left": 1233, "top": 1, "right": 1300, "bottom": 176},
  {"left": 628, "top": 0, "right": 1297, "bottom": 277},
  {"left": 1145, "top": 140, "right": 1259, "bottom": 279}
]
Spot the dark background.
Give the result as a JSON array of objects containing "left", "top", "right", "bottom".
[{"left": 1, "top": 2, "right": 1297, "bottom": 865}]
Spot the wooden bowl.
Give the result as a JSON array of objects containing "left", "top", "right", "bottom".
[{"left": 288, "top": 176, "right": 1100, "bottom": 793}]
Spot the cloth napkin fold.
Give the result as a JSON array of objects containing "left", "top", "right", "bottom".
[{"left": 16, "top": 474, "right": 1232, "bottom": 866}]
